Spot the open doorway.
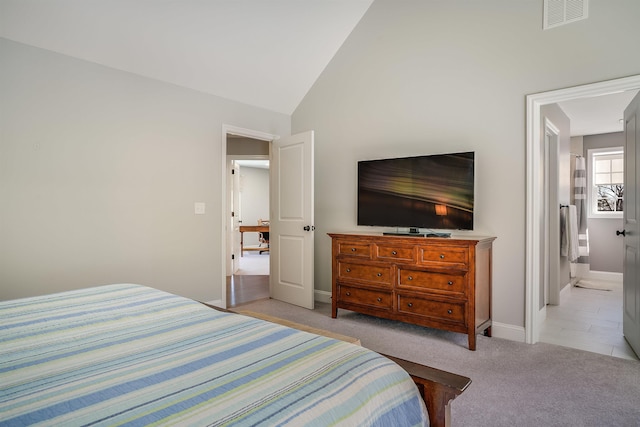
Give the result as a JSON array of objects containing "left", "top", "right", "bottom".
[
  {"left": 526, "top": 75, "right": 640, "bottom": 361},
  {"left": 234, "top": 159, "right": 270, "bottom": 274},
  {"left": 227, "top": 157, "right": 270, "bottom": 307},
  {"left": 222, "top": 126, "right": 277, "bottom": 308},
  {"left": 220, "top": 127, "right": 316, "bottom": 311}
]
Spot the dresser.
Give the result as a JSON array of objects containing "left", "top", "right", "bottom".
[{"left": 329, "top": 233, "right": 496, "bottom": 350}]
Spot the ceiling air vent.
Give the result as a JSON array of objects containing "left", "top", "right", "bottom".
[{"left": 543, "top": 0, "right": 588, "bottom": 30}]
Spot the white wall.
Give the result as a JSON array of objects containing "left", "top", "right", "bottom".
[
  {"left": 583, "top": 132, "right": 625, "bottom": 273},
  {"left": 541, "top": 103, "right": 571, "bottom": 307},
  {"left": 292, "top": 0, "right": 640, "bottom": 331},
  {"left": 238, "top": 166, "right": 270, "bottom": 247},
  {"left": 0, "top": 38, "right": 290, "bottom": 302}
]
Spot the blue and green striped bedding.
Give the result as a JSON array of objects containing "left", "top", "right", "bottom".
[{"left": 0, "top": 284, "right": 428, "bottom": 426}]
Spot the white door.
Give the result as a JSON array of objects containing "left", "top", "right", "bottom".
[
  {"left": 225, "top": 159, "right": 242, "bottom": 275},
  {"left": 270, "top": 131, "right": 315, "bottom": 309},
  {"left": 231, "top": 161, "right": 241, "bottom": 273},
  {"left": 623, "top": 92, "right": 640, "bottom": 357}
]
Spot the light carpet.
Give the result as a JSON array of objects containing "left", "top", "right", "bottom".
[{"left": 238, "top": 298, "right": 640, "bottom": 427}]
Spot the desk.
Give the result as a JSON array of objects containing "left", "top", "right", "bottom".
[{"left": 239, "top": 225, "right": 269, "bottom": 256}]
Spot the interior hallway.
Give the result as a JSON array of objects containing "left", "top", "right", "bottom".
[{"left": 539, "top": 278, "right": 638, "bottom": 361}]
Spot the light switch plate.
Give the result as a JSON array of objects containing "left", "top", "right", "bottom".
[{"left": 194, "top": 202, "right": 206, "bottom": 215}]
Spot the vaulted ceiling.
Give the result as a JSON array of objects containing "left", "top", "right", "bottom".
[
  {"left": 0, "top": 0, "right": 373, "bottom": 115},
  {"left": 1, "top": 0, "right": 636, "bottom": 135}
]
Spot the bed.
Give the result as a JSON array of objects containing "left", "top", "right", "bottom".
[{"left": 0, "top": 284, "right": 469, "bottom": 426}]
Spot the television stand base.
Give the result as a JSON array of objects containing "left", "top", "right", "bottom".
[{"left": 383, "top": 231, "right": 451, "bottom": 238}]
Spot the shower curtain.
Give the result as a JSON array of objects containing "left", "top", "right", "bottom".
[{"left": 573, "top": 156, "right": 590, "bottom": 272}]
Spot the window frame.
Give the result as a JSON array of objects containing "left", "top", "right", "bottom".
[{"left": 587, "top": 146, "right": 624, "bottom": 219}]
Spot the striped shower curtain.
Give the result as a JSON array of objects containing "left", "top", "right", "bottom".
[{"left": 573, "top": 156, "right": 589, "bottom": 265}]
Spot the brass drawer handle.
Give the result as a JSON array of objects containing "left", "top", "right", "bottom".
[
  {"left": 407, "top": 303, "right": 413, "bottom": 307},
  {"left": 408, "top": 276, "right": 413, "bottom": 280},
  {"left": 351, "top": 248, "right": 357, "bottom": 252},
  {"left": 447, "top": 309, "right": 453, "bottom": 314},
  {"left": 377, "top": 297, "right": 382, "bottom": 302},
  {"left": 448, "top": 281, "right": 453, "bottom": 285},
  {"left": 440, "top": 254, "right": 445, "bottom": 259},
  {"left": 346, "top": 291, "right": 351, "bottom": 296},
  {"left": 377, "top": 272, "right": 382, "bottom": 277},
  {"left": 392, "top": 250, "right": 397, "bottom": 255},
  {"left": 346, "top": 268, "right": 351, "bottom": 272}
]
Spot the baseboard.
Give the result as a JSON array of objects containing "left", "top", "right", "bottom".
[
  {"left": 575, "top": 263, "right": 590, "bottom": 278},
  {"left": 573, "top": 264, "right": 623, "bottom": 282},
  {"left": 491, "top": 321, "right": 526, "bottom": 343},
  {"left": 314, "top": 290, "right": 332, "bottom": 304},
  {"left": 582, "top": 270, "right": 623, "bottom": 281}
]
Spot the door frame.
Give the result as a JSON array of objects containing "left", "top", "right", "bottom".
[
  {"left": 544, "top": 118, "right": 561, "bottom": 307},
  {"left": 220, "top": 124, "right": 278, "bottom": 309},
  {"left": 525, "top": 74, "right": 640, "bottom": 344}
]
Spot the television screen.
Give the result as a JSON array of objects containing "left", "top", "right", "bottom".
[{"left": 357, "top": 152, "right": 474, "bottom": 230}]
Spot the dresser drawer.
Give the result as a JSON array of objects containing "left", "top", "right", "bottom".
[
  {"left": 375, "top": 245, "right": 416, "bottom": 262},
  {"left": 330, "top": 233, "right": 495, "bottom": 351},
  {"left": 337, "top": 241, "right": 372, "bottom": 258},
  {"left": 397, "top": 294, "right": 466, "bottom": 325},
  {"left": 398, "top": 269, "right": 467, "bottom": 294},
  {"left": 419, "top": 245, "right": 469, "bottom": 267},
  {"left": 339, "top": 286, "right": 392, "bottom": 310},
  {"left": 337, "top": 261, "right": 392, "bottom": 286}
]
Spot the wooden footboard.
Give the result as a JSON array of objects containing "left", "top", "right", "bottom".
[{"left": 383, "top": 354, "right": 471, "bottom": 427}]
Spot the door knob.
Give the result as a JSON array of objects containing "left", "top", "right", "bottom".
[
  {"left": 616, "top": 230, "right": 626, "bottom": 236},
  {"left": 303, "top": 225, "right": 315, "bottom": 231}
]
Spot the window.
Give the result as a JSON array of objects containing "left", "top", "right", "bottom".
[{"left": 588, "top": 147, "right": 623, "bottom": 218}]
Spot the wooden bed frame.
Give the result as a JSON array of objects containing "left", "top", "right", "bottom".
[
  {"left": 384, "top": 354, "right": 470, "bottom": 427},
  {"left": 218, "top": 307, "right": 471, "bottom": 427}
]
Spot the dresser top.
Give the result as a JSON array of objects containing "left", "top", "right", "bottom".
[{"left": 327, "top": 232, "right": 496, "bottom": 244}]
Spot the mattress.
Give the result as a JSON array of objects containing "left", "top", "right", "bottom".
[{"left": 0, "top": 284, "right": 428, "bottom": 426}]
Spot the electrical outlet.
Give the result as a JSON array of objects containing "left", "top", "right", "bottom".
[{"left": 194, "top": 202, "right": 206, "bottom": 215}]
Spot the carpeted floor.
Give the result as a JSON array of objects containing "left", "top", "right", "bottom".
[{"left": 238, "top": 298, "right": 640, "bottom": 427}]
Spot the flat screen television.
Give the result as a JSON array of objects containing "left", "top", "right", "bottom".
[{"left": 357, "top": 151, "right": 474, "bottom": 232}]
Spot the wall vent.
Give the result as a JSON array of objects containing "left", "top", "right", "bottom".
[{"left": 543, "top": 0, "right": 588, "bottom": 30}]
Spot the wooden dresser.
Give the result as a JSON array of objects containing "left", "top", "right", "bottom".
[{"left": 329, "top": 233, "right": 496, "bottom": 350}]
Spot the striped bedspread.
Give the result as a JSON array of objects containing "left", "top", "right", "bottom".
[{"left": 0, "top": 284, "right": 428, "bottom": 426}]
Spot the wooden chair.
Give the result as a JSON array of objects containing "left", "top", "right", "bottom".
[{"left": 258, "top": 219, "right": 269, "bottom": 254}]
